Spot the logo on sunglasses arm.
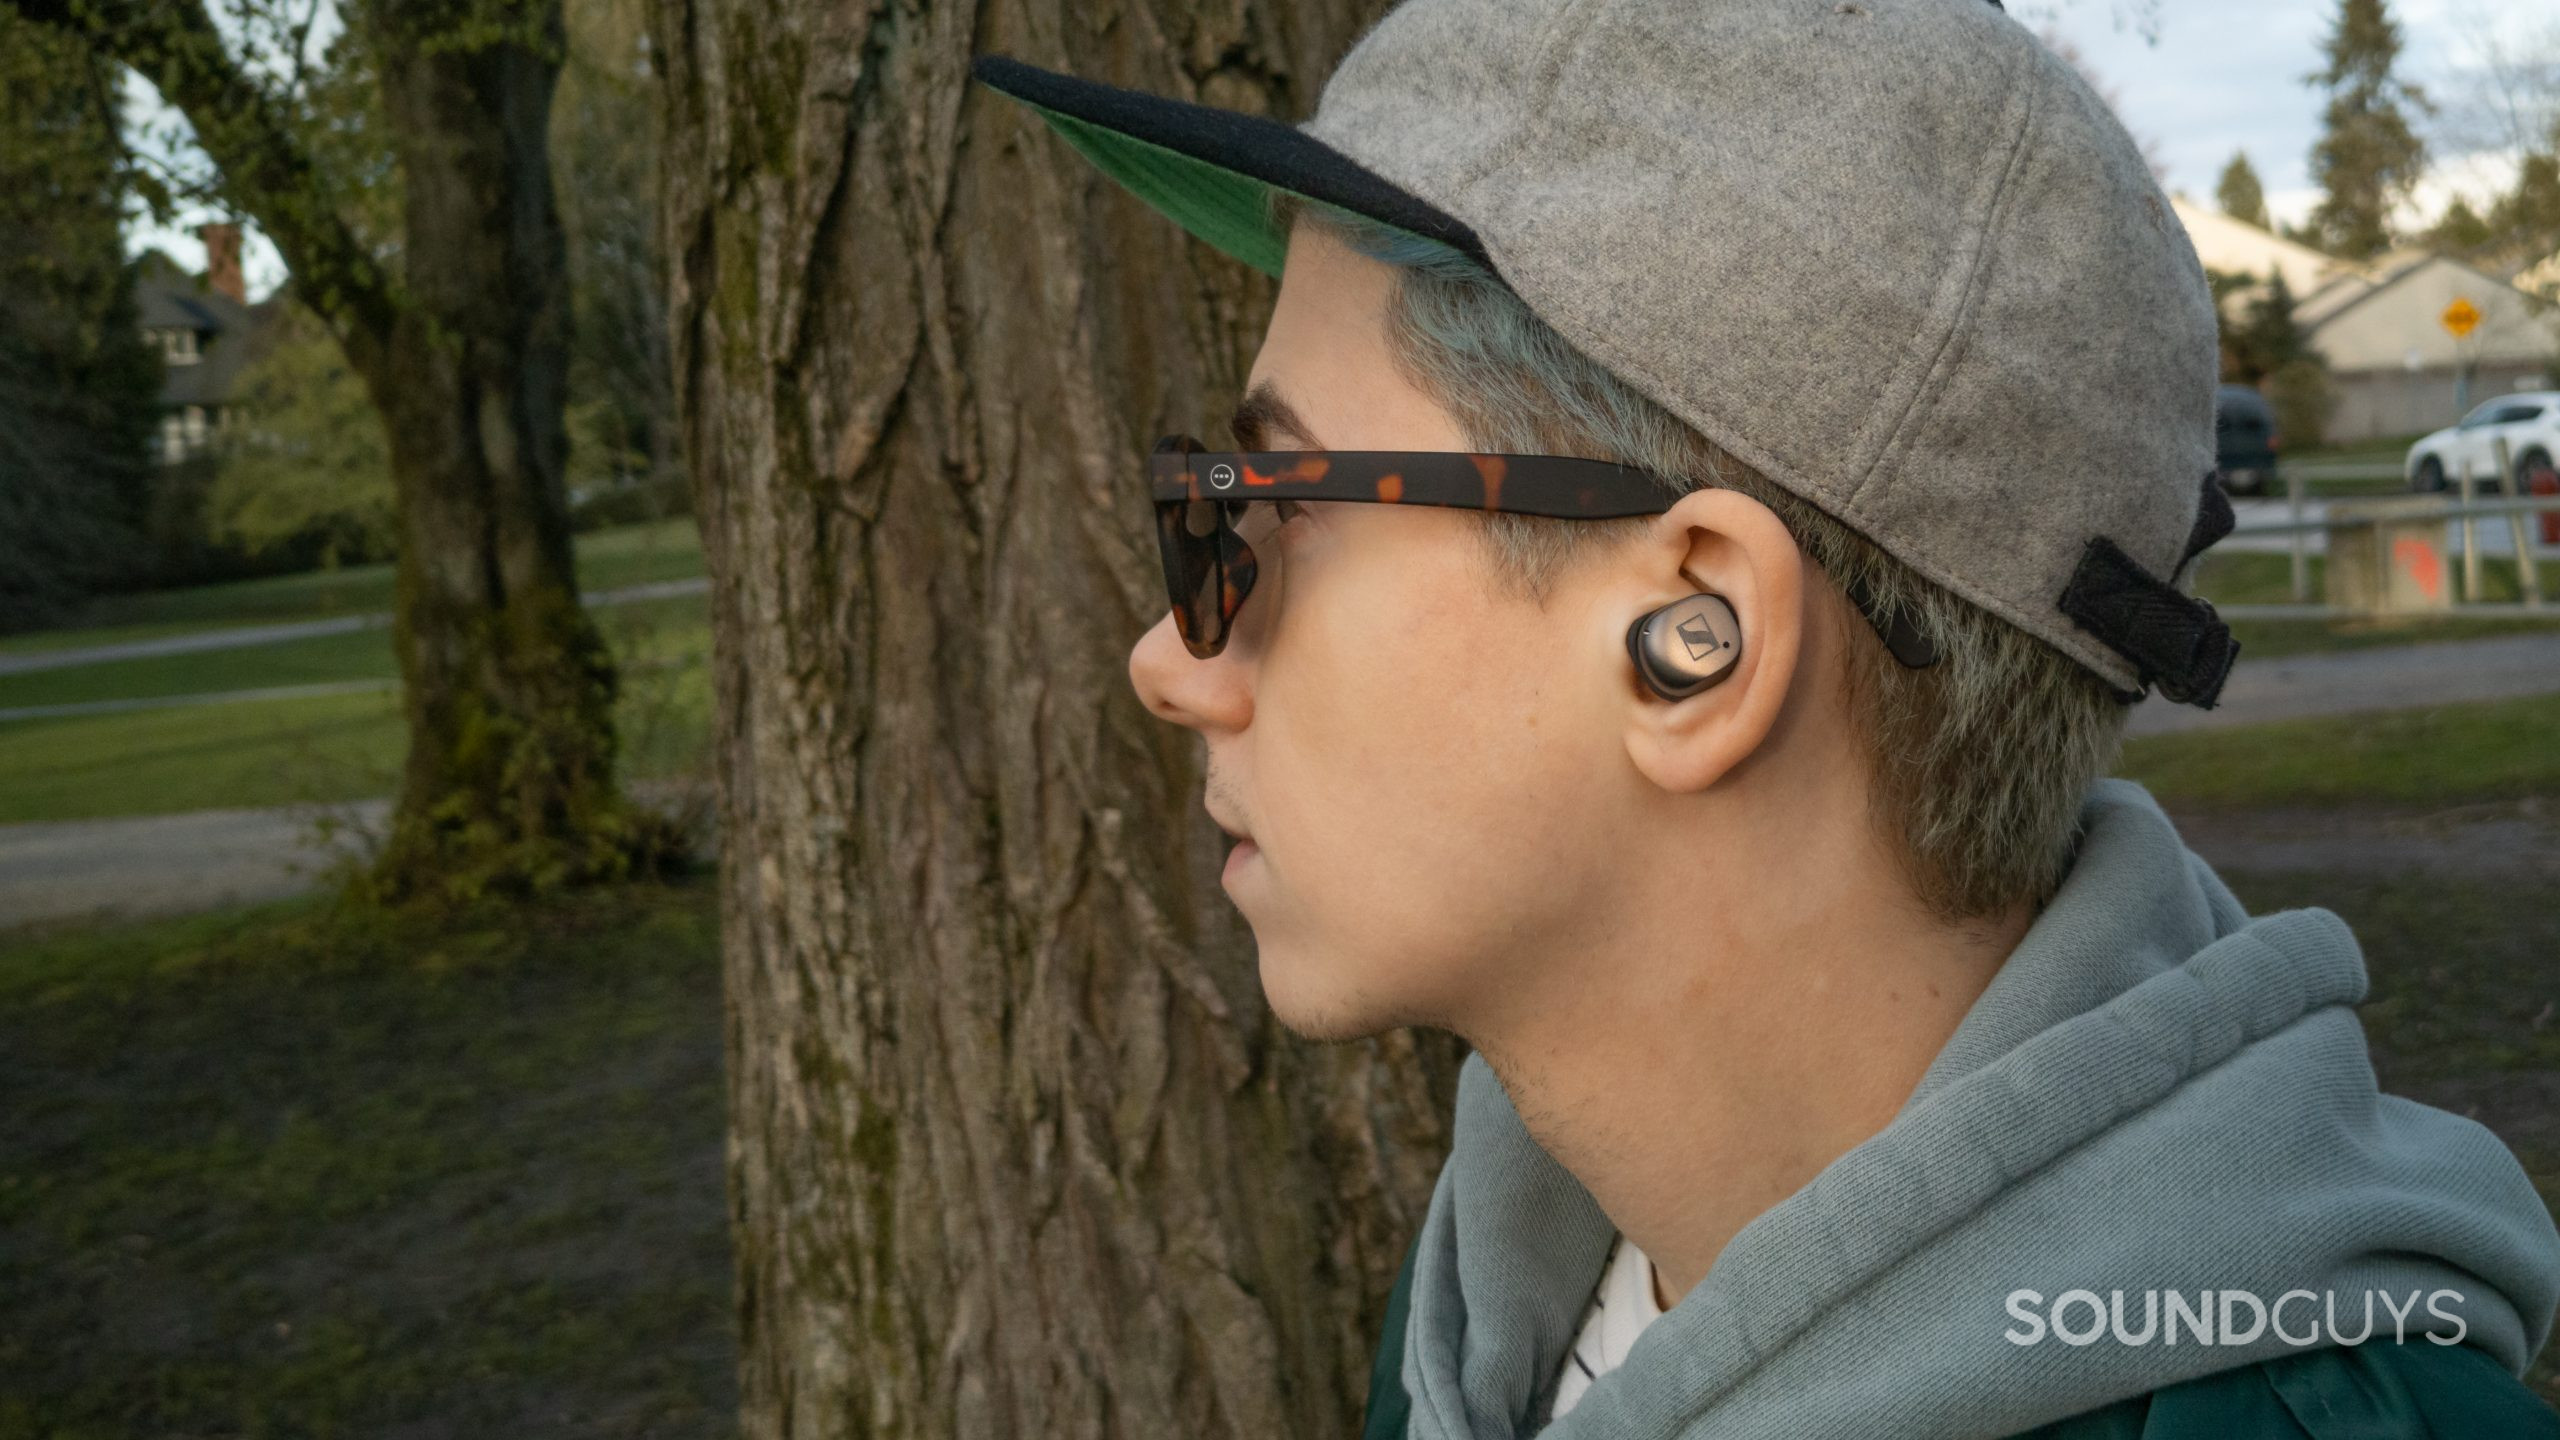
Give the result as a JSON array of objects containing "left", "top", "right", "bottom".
[{"left": 1210, "top": 463, "right": 1236, "bottom": 491}]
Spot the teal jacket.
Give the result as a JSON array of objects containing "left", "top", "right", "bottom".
[{"left": 1358, "top": 1229, "right": 2560, "bottom": 1438}]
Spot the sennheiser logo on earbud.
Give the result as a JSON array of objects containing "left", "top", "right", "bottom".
[
  {"left": 1677, "top": 614, "right": 1724, "bottom": 661},
  {"left": 1209, "top": 463, "right": 1237, "bottom": 490}
]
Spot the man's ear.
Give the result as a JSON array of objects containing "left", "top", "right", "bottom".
[{"left": 1619, "top": 487, "right": 1809, "bottom": 797}]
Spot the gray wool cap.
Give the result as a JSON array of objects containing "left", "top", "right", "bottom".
[{"left": 974, "top": 0, "right": 2240, "bottom": 707}]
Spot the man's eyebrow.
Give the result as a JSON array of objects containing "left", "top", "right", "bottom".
[{"left": 1228, "top": 380, "right": 1324, "bottom": 451}]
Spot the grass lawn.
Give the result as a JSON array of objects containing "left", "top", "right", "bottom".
[
  {"left": 0, "top": 517, "right": 704, "bottom": 662},
  {"left": 2217, "top": 867, "right": 2560, "bottom": 1408},
  {"left": 0, "top": 873, "right": 734, "bottom": 1439},
  {"left": 0, "top": 597, "right": 711, "bottom": 825},
  {"left": 2117, "top": 691, "right": 2559, "bottom": 811},
  {"left": 0, "top": 592, "right": 709, "bottom": 716}
]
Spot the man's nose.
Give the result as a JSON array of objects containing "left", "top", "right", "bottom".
[{"left": 1129, "top": 611, "right": 1252, "bottom": 734}]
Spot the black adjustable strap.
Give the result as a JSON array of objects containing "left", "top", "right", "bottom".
[{"left": 2055, "top": 474, "right": 2240, "bottom": 709}]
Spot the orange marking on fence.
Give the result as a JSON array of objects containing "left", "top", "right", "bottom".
[{"left": 2392, "top": 537, "right": 2444, "bottom": 602}]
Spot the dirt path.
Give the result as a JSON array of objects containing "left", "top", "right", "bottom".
[
  {"left": 0, "top": 780, "right": 717, "bottom": 941},
  {"left": 2126, "top": 631, "right": 2560, "bottom": 736}
]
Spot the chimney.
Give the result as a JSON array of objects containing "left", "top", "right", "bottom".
[{"left": 198, "top": 221, "right": 245, "bottom": 304}]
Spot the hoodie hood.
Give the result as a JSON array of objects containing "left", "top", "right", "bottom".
[{"left": 1399, "top": 778, "right": 2560, "bottom": 1439}]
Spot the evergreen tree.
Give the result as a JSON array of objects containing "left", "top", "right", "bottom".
[
  {"left": 2305, "top": 0, "right": 2432, "bottom": 262},
  {"left": 2226, "top": 270, "right": 2315, "bottom": 385},
  {"left": 0, "top": 7, "right": 160, "bottom": 631},
  {"left": 2425, "top": 197, "right": 2495, "bottom": 259},
  {"left": 2485, "top": 151, "right": 2560, "bottom": 269},
  {"left": 2216, "top": 151, "right": 2272, "bottom": 230}
]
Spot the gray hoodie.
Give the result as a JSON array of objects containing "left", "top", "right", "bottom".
[{"left": 1398, "top": 778, "right": 2560, "bottom": 1439}]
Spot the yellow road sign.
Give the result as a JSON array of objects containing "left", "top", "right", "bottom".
[{"left": 2443, "top": 297, "right": 2482, "bottom": 339}]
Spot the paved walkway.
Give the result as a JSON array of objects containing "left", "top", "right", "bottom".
[
  {"left": 0, "top": 678, "right": 397, "bottom": 725},
  {"left": 0, "top": 801, "right": 385, "bottom": 933},
  {"left": 0, "top": 779, "right": 717, "bottom": 938},
  {"left": 0, "top": 576, "right": 709, "bottom": 678},
  {"left": 2126, "top": 631, "right": 2560, "bottom": 736}
]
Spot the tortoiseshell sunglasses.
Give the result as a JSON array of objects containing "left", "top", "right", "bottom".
[{"left": 1150, "top": 434, "right": 1940, "bottom": 668}]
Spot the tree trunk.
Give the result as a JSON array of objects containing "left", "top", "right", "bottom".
[
  {"left": 349, "top": 0, "right": 684, "bottom": 905},
  {"left": 655, "top": 1, "right": 1464, "bottom": 1434}
]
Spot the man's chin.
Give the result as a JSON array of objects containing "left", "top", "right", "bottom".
[{"left": 1258, "top": 948, "right": 1410, "bottom": 1044}]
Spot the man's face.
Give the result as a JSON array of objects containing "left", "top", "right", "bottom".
[{"left": 1127, "top": 218, "right": 1664, "bottom": 1042}]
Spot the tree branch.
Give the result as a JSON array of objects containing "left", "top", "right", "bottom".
[{"left": 7, "top": 0, "right": 399, "bottom": 347}]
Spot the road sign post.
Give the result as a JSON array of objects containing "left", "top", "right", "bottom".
[{"left": 2445, "top": 298, "right": 2482, "bottom": 421}]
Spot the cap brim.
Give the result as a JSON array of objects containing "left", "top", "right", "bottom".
[{"left": 971, "top": 54, "right": 1497, "bottom": 281}]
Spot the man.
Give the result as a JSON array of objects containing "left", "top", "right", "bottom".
[{"left": 972, "top": 0, "right": 2560, "bottom": 1435}]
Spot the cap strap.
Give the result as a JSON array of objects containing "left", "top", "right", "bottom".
[
  {"left": 2179, "top": 469, "right": 2236, "bottom": 574},
  {"left": 2056, "top": 475, "right": 2240, "bottom": 709}
]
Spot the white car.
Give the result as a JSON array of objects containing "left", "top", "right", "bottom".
[{"left": 2404, "top": 392, "right": 2560, "bottom": 494}]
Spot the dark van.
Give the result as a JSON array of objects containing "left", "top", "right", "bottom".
[{"left": 2214, "top": 383, "right": 2279, "bottom": 497}]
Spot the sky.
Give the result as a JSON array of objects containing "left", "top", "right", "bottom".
[
  {"left": 2030, "top": 0, "right": 2556, "bottom": 230},
  {"left": 127, "top": 0, "right": 2560, "bottom": 303}
]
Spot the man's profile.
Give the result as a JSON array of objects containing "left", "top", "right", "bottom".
[{"left": 974, "top": 1, "right": 2560, "bottom": 1435}]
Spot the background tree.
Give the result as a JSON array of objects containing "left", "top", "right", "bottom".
[
  {"left": 2215, "top": 266, "right": 2338, "bottom": 452},
  {"left": 0, "top": 7, "right": 160, "bottom": 632},
  {"left": 10, "top": 0, "right": 688, "bottom": 908},
  {"left": 554, "top": 0, "right": 684, "bottom": 525},
  {"left": 2423, "top": 196, "right": 2496, "bottom": 260},
  {"left": 2223, "top": 270, "right": 2314, "bottom": 384},
  {"left": 2216, "top": 150, "right": 2272, "bottom": 230},
  {"left": 2485, "top": 149, "right": 2560, "bottom": 269},
  {"left": 2305, "top": 0, "right": 2432, "bottom": 262},
  {"left": 203, "top": 295, "right": 398, "bottom": 568},
  {"left": 656, "top": 1, "right": 1465, "bottom": 1434}
]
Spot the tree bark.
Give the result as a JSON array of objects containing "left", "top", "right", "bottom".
[
  {"left": 655, "top": 1, "right": 1464, "bottom": 1434},
  {"left": 8, "top": 0, "right": 689, "bottom": 907}
]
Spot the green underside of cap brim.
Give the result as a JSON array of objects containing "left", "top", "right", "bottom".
[
  {"left": 1011, "top": 95, "right": 1467, "bottom": 282},
  {"left": 1015, "top": 97, "right": 1294, "bottom": 278}
]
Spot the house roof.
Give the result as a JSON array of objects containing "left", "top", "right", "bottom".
[
  {"left": 2167, "top": 195, "right": 2362, "bottom": 299},
  {"left": 2299, "top": 250, "right": 2538, "bottom": 334},
  {"left": 132, "top": 248, "right": 282, "bottom": 410}
]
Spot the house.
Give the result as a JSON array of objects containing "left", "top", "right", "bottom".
[
  {"left": 2168, "top": 194, "right": 2360, "bottom": 298},
  {"left": 2169, "top": 197, "right": 2560, "bottom": 442},
  {"left": 133, "top": 221, "right": 283, "bottom": 463},
  {"left": 2295, "top": 250, "right": 2557, "bottom": 442}
]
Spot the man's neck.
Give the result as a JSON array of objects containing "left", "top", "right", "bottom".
[{"left": 1466, "top": 888, "right": 2032, "bottom": 1315}]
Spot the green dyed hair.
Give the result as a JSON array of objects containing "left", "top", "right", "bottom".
[{"left": 1269, "top": 192, "right": 2129, "bottom": 925}]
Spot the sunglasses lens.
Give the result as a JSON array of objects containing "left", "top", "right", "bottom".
[{"left": 1155, "top": 499, "right": 1258, "bottom": 657}]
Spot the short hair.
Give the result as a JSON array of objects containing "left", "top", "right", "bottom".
[{"left": 1268, "top": 192, "right": 2129, "bottom": 924}]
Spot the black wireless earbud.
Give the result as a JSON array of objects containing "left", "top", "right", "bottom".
[{"left": 1625, "top": 593, "right": 1743, "bottom": 701}]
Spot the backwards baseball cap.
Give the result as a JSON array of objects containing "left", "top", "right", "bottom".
[{"left": 971, "top": 0, "right": 2239, "bottom": 708}]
